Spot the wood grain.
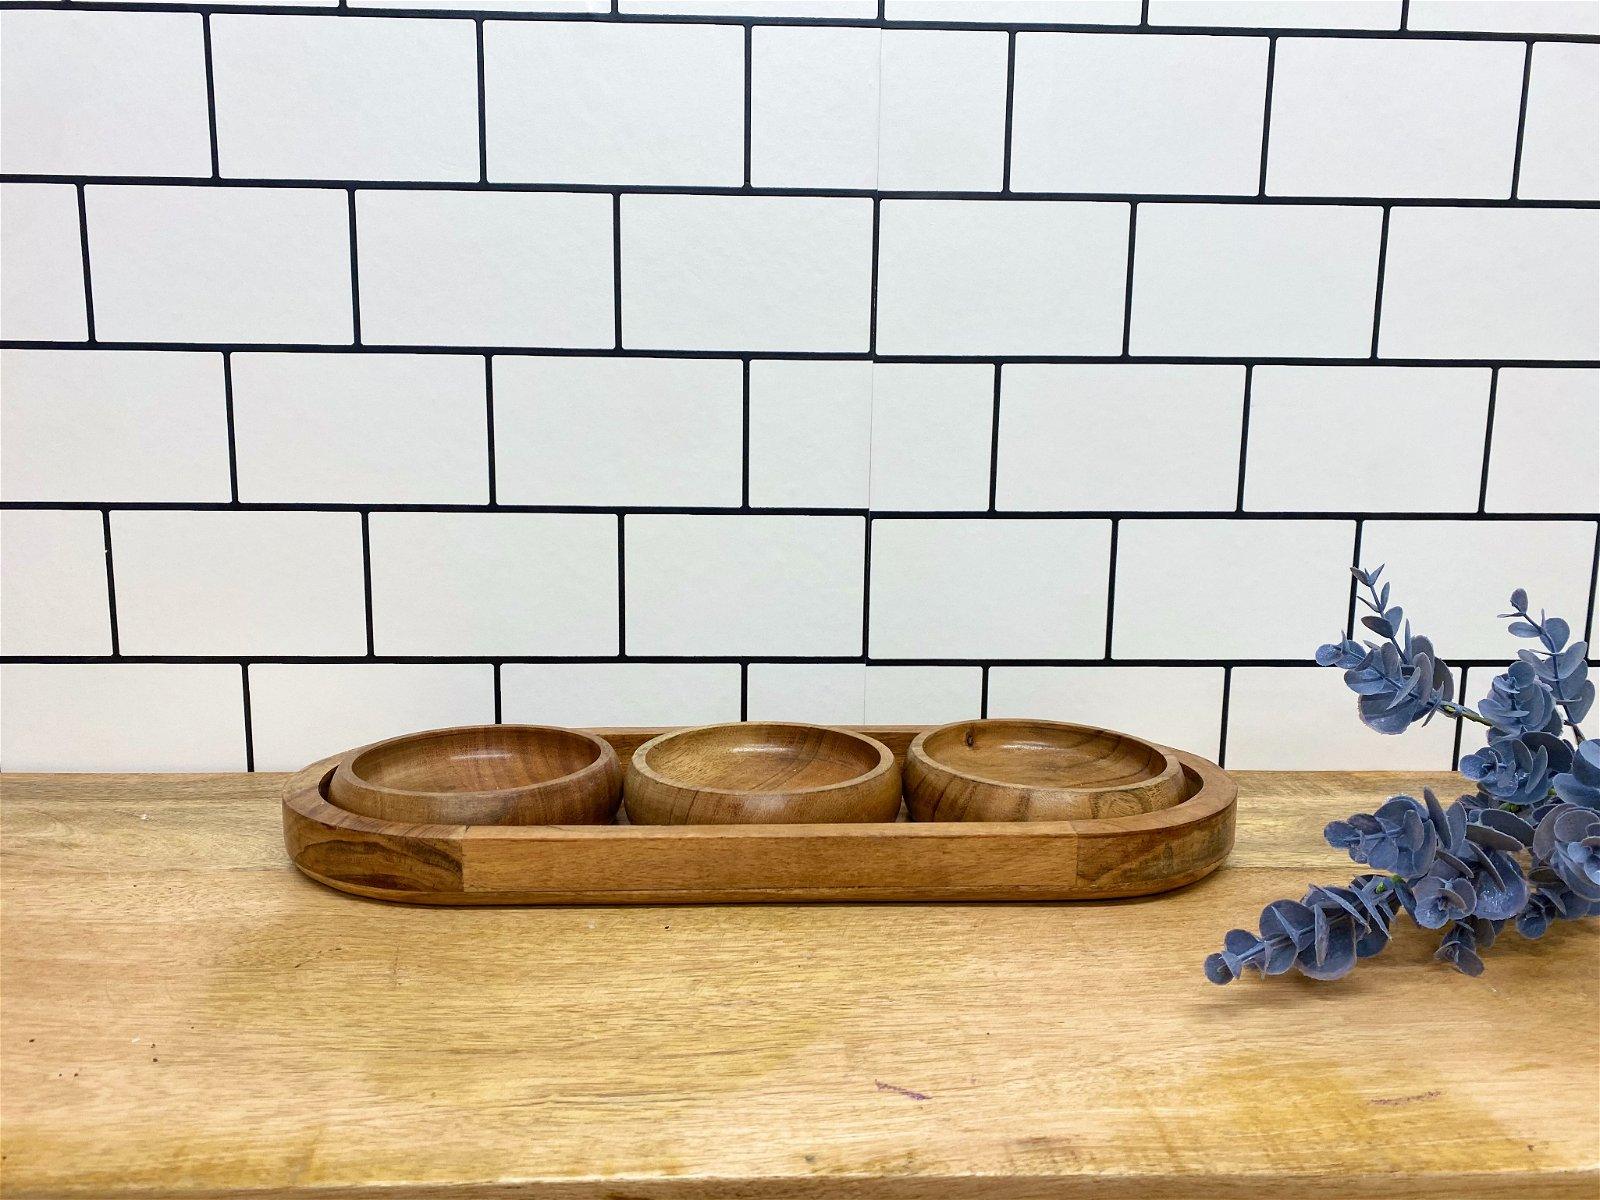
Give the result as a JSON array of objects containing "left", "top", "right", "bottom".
[
  {"left": 904, "top": 719, "right": 1187, "bottom": 820},
  {"left": 624, "top": 722, "right": 902, "bottom": 825},
  {"left": 328, "top": 724, "right": 621, "bottom": 826},
  {"left": 283, "top": 728, "right": 1234, "bottom": 902},
  {"left": 3, "top": 770, "right": 1597, "bottom": 1200}
]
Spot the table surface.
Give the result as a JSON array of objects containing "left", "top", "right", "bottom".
[{"left": 1, "top": 770, "right": 1596, "bottom": 1199}]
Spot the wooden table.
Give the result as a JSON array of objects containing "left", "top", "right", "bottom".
[{"left": 2, "top": 771, "right": 1596, "bottom": 1199}]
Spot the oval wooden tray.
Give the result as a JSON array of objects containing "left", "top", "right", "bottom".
[{"left": 283, "top": 726, "right": 1236, "bottom": 905}]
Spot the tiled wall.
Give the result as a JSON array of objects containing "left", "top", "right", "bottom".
[{"left": 2, "top": 0, "right": 1597, "bottom": 772}]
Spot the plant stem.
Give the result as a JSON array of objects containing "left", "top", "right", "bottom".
[{"left": 1441, "top": 702, "right": 1493, "bottom": 728}]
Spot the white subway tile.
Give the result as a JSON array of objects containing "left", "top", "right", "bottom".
[
  {"left": 360, "top": 0, "right": 609, "bottom": 9},
  {"left": 750, "top": 27, "right": 879, "bottom": 189},
  {"left": 212, "top": 16, "right": 478, "bottom": 182},
  {"left": 248, "top": 664, "right": 496, "bottom": 771},
  {"left": 869, "top": 363, "right": 995, "bottom": 511},
  {"left": 746, "top": 663, "right": 866, "bottom": 723},
  {"left": 880, "top": 30, "right": 1010, "bottom": 191},
  {"left": 1113, "top": 519, "right": 1355, "bottom": 658},
  {"left": 1379, "top": 208, "right": 1600, "bottom": 360},
  {"left": 886, "top": 0, "right": 1142, "bottom": 21},
  {"left": 494, "top": 357, "right": 742, "bottom": 507},
  {"left": 1244, "top": 367, "right": 1490, "bottom": 513},
  {"left": 486, "top": 22, "right": 743, "bottom": 186},
  {"left": 627, "top": 515, "right": 865, "bottom": 655},
  {"left": 112, "top": 511, "right": 366, "bottom": 655},
  {"left": 85, "top": 186, "right": 352, "bottom": 344},
  {"left": 369, "top": 513, "right": 618, "bottom": 655},
  {"left": 1407, "top": 1, "right": 1599, "bottom": 35},
  {"left": 1358, "top": 520, "right": 1596, "bottom": 658},
  {"left": 0, "top": 351, "right": 230, "bottom": 502},
  {"left": 746, "top": 360, "right": 873, "bottom": 508},
  {"left": 357, "top": 190, "right": 614, "bottom": 348},
  {"left": 1129, "top": 203, "right": 1382, "bottom": 357},
  {"left": 986, "top": 666, "right": 1225, "bottom": 759},
  {"left": 0, "top": 12, "right": 211, "bottom": 177},
  {"left": 1225, "top": 666, "right": 1461, "bottom": 770},
  {"left": 865, "top": 666, "right": 983, "bottom": 723},
  {"left": 1011, "top": 33, "right": 1267, "bottom": 195},
  {"left": 1519, "top": 43, "right": 1600, "bottom": 201},
  {"left": 877, "top": 200, "right": 1129, "bottom": 355},
  {"left": 0, "top": 664, "right": 245, "bottom": 772},
  {"left": 870, "top": 518, "right": 1111, "bottom": 658},
  {"left": 1, "top": 185, "right": 87, "bottom": 341},
  {"left": 501, "top": 662, "right": 742, "bottom": 726},
  {"left": 995, "top": 364, "right": 1244, "bottom": 511},
  {"left": 1267, "top": 38, "right": 1524, "bottom": 198},
  {"left": 1147, "top": 1, "right": 1401, "bottom": 27},
  {"left": 1484, "top": 369, "right": 1600, "bottom": 513},
  {"left": 624, "top": 0, "right": 875, "bottom": 14},
  {"left": 0, "top": 510, "right": 111, "bottom": 655},
  {"left": 231, "top": 353, "right": 489, "bottom": 504},
  {"left": 622, "top": 195, "right": 873, "bottom": 352}
]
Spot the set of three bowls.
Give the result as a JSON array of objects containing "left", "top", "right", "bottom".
[{"left": 325, "top": 718, "right": 1190, "bottom": 828}]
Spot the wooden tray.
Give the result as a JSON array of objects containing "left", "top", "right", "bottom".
[{"left": 282, "top": 726, "right": 1236, "bottom": 905}]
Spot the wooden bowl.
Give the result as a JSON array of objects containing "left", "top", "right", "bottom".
[
  {"left": 328, "top": 725, "right": 621, "bottom": 826},
  {"left": 905, "top": 718, "right": 1187, "bottom": 821},
  {"left": 624, "top": 723, "right": 902, "bottom": 825}
]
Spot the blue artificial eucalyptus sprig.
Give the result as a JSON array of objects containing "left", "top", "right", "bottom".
[{"left": 1207, "top": 567, "right": 1599, "bottom": 984}]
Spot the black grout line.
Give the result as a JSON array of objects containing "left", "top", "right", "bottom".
[
  {"left": 1476, "top": 366, "right": 1499, "bottom": 512},
  {"left": 1001, "top": 31, "right": 1016, "bottom": 193},
  {"left": 1, "top": 654, "right": 1556, "bottom": 668},
  {"left": 359, "top": 510, "right": 375, "bottom": 657},
  {"left": 345, "top": 189, "right": 361, "bottom": 345},
  {"left": 860, "top": 516, "right": 873, "bottom": 659},
  {"left": 5, "top": 501, "right": 1596, "bottom": 521},
  {"left": 8, "top": 173, "right": 1596, "bottom": 208},
  {"left": 1344, "top": 520, "right": 1365, "bottom": 637},
  {"left": 1120, "top": 202, "right": 1138, "bottom": 355},
  {"left": 1234, "top": 365, "right": 1252, "bottom": 511},
  {"left": 492, "top": 661, "right": 502, "bottom": 724},
  {"left": 741, "top": 359, "right": 751, "bottom": 509},
  {"left": 14, "top": 341, "right": 1591, "bottom": 369},
  {"left": 222, "top": 351, "right": 239, "bottom": 503},
  {"left": 74, "top": 184, "right": 95, "bottom": 343},
  {"left": 101, "top": 509, "right": 120, "bottom": 656},
  {"left": 987, "top": 364, "right": 1002, "bottom": 512},
  {"left": 475, "top": 18, "right": 488, "bottom": 184},
  {"left": 1216, "top": 665, "right": 1232, "bottom": 768},
  {"left": 1369, "top": 205, "right": 1390, "bottom": 358},
  {"left": 0, "top": 3, "right": 1592, "bottom": 42},
  {"left": 1257, "top": 37, "right": 1276, "bottom": 196},
  {"left": 743, "top": 23, "right": 753, "bottom": 188},
  {"left": 612, "top": 192, "right": 623, "bottom": 349},
  {"left": 201, "top": 13, "right": 220, "bottom": 178},
  {"left": 1103, "top": 518, "right": 1119, "bottom": 660},
  {"left": 1510, "top": 40, "right": 1535, "bottom": 199},
  {"left": 616, "top": 513, "right": 627, "bottom": 656},
  {"left": 240, "top": 662, "right": 254, "bottom": 772},
  {"left": 739, "top": 661, "right": 749, "bottom": 721},
  {"left": 1585, "top": 522, "right": 1600, "bottom": 645},
  {"left": 1140, "top": 0, "right": 1149, "bottom": 25},
  {"left": 483, "top": 354, "right": 497, "bottom": 505},
  {"left": 867, "top": 197, "right": 880, "bottom": 356},
  {"left": 979, "top": 664, "right": 990, "bottom": 717},
  {"left": 1399, "top": 0, "right": 1410, "bottom": 30},
  {"left": 1450, "top": 665, "right": 1467, "bottom": 770}
]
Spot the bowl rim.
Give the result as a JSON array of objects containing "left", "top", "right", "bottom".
[
  {"left": 628, "top": 721, "right": 896, "bottom": 799},
  {"left": 908, "top": 717, "right": 1179, "bottom": 797},
  {"left": 334, "top": 723, "right": 617, "bottom": 804}
]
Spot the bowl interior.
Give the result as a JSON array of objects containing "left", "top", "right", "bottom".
[
  {"left": 347, "top": 725, "right": 601, "bottom": 796},
  {"left": 642, "top": 723, "right": 883, "bottom": 793},
  {"left": 921, "top": 720, "right": 1168, "bottom": 791}
]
